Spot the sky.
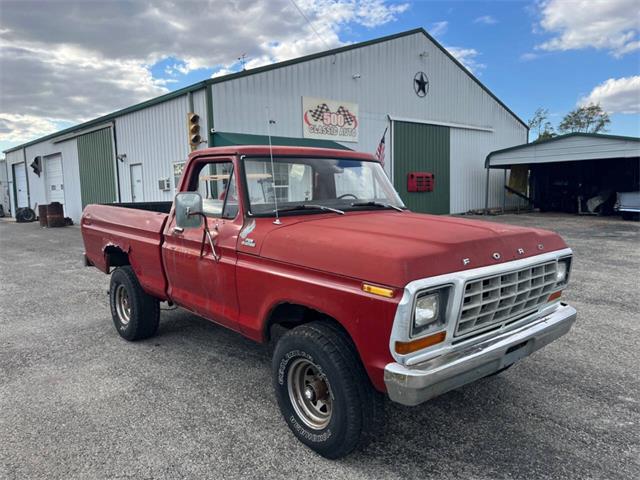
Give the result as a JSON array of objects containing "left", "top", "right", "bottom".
[{"left": 1, "top": 0, "right": 639, "bottom": 154}]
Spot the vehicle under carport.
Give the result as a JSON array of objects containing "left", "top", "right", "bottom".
[{"left": 484, "top": 133, "right": 640, "bottom": 217}]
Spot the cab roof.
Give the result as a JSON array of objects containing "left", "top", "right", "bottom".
[{"left": 188, "top": 145, "right": 378, "bottom": 162}]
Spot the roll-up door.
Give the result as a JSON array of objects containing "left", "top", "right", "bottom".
[
  {"left": 44, "top": 153, "right": 65, "bottom": 204},
  {"left": 13, "top": 164, "right": 28, "bottom": 208}
]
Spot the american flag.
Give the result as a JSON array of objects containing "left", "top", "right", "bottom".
[{"left": 375, "top": 127, "right": 388, "bottom": 166}]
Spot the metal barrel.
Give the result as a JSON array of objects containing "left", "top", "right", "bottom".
[
  {"left": 38, "top": 204, "right": 49, "bottom": 227},
  {"left": 46, "top": 202, "right": 66, "bottom": 228}
]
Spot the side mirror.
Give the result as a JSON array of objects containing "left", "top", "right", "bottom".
[{"left": 175, "top": 192, "right": 203, "bottom": 229}]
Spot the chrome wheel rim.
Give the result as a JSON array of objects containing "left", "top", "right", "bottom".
[
  {"left": 287, "top": 358, "right": 333, "bottom": 430},
  {"left": 114, "top": 284, "right": 131, "bottom": 326}
]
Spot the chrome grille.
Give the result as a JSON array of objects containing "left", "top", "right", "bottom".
[{"left": 456, "top": 261, "right": 558, "bottom": 337}]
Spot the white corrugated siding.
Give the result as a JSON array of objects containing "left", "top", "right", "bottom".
[
  {"left": 212, "top": 31, "right": 527, "bottom": 210},
  {"left": 115, "top": 89, "right": 208, "bottom": 201},
  {"left": 450, "top": 128, "right": 526, "bottom": 213}
]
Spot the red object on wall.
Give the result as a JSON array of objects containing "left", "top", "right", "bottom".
[{"left": 407, "top": 172, "right": 435, "bottom": 192}]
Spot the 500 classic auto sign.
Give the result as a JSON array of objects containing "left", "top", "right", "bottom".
[{"left": 302, "top": 96, "right": 359, "bottom": 142}]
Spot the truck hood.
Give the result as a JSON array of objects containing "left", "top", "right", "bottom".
[{"left": 258, "top": 212, "right": 567, "bottom": 288}]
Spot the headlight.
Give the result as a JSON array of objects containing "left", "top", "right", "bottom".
[
  {"left": 556, "top": 257, "right": 572, "bottom": 287},
  {"left": 412, "top": 286, "right": 450, "bottom": 337}
]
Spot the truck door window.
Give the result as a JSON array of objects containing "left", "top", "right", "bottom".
[
  {"left": 221, "top": 169, "right": 238, "bottom": 219},
  {"left": 191, "top": 161, "right": 237, "bottom": 218}
]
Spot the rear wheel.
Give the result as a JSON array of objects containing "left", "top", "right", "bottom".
[
  {"left": 272, "top": 322, "right": 383, "bottom": 459},
  {"left": 109, "top": 266, "right": 159, "bottom": 341}
]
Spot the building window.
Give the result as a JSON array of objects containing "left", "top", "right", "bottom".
[{"left": 173, "top": 161, "right": 185, "bottom": 191}]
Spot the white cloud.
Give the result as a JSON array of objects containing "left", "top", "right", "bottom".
[
  {"left": 0, "top": 0, "right": 409, "bottom": 147},
  {"left": 446, "top": 46, "right": 485, "bottom": 73},
  {"left": 519, "top": 52, "right": 540, "bottom": 61},
  {"left": 536, "top": 0, "right": 640, "bottom": 57},
  {"left": 580, "top": 76, "right": 640, "bottom": 114},
  {"left": 429, "top": 21, "right": 448, "bottom": 37},
  {"left": 0, "top": 114, "right": 60, "bottom": 143},
  {"left": 474, "top": 15, "right": 498, "bottom": 25}
]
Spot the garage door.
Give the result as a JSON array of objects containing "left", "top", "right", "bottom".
[
  {"left": 393, "top": 121, "right": 450, "bottom": 214},
  {"left": 44, "top": 153, "right": 65, "bottom": 204},
  {"left": 77, "top": 128, "right": 116, "bottom": 207},
  {"left": 13, "top": 164, "right": 28, "bottom": 208}
]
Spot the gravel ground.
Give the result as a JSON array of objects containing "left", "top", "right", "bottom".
[{"left": 0, "top": 213, "right": 638, "bottom": 480}]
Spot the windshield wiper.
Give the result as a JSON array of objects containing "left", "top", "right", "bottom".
[
  {"left": 351, "top": 201, "right": 403, "bottom": 212},
  {"left": 274, "top": 204, "right": 345, "bottom": 215}
]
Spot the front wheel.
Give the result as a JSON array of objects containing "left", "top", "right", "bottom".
[
  {"left": 272, "top": 322, "right": 382, "bottom": 459},
  {"left": 109, "top": 266, "right": 159, "bottom": 341}
]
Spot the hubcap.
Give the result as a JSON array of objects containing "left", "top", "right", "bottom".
[
  {"left": 114, "top": 284, "right": 131, "bottom": 326},
  {"left": 287, "top": 358, "right": 333, "bottom": 430}
]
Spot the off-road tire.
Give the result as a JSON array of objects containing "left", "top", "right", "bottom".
[
  {"left": 109, "top": 266, "right": 159, "bottom": 341},
  {"left": 272, "top": 321, "right": 383, "bottom": 459}
]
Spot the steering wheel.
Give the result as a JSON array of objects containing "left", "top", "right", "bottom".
[{"left": 337, "top": 193, "right": 358, "bottom": 200}]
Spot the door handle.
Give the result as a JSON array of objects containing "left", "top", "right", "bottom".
[{"left": 173, "top": 226, "right": 184, "bottom": 234}]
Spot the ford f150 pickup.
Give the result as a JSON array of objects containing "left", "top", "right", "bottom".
[{"left": 82, "top": 146, "right": 577, "bottom": 458}]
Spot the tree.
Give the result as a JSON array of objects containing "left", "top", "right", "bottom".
[
  {"left": 538, "top": 121, "right": 556, "bottom": 140},
  {"left": 558, "top": 103, "right": 610, "bottom": 134},
  {"left": 528, "top": 107, "right": 548, "bottom": 136},
  {"left": 528, "top": 108, "right": 556, "bottom": 141}
]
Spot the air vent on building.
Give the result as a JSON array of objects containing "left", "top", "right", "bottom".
[{"left": 158, "top": 178, "right": 171, "bottom": 191}]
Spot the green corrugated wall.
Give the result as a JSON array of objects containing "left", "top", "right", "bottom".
[
  {"left": 77, "top": 128, "right": 116, "bottom": 207},
  {"left": 393, "top": 121, "right": 450, "bottom": 214}
]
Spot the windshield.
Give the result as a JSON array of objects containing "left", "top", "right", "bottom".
[{"left": 243, "top": 157, "right": 405, "bottom": 215}]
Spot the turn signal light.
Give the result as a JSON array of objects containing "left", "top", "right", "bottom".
[
  {"left": 548, "top": 291, "right": 562, "bottom": 302},
  {"left": 395, "top": 331, "right": 446, "bottom": 355},
  {"left": 362, "top": 283, "right": 395, "bottom": 298}
]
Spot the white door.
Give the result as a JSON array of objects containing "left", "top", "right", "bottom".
[
  {"left": 14, "top": 164, "right": 28, "bottom": 208},
  {"left": 44, "top": 153, "right": 65, "bottom": 204},
  {"left": 130, "top": 164, "right": 144, "bottom": 202}
]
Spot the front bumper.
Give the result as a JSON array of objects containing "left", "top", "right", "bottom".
[{"left": 384, "top": 303, "right": 577, "bottom": 406}]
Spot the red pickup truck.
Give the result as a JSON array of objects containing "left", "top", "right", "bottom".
[{"left": 82, "top": 146, "right": 576, "bottom": 458}]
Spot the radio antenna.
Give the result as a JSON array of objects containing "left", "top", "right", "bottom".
[{"left": 265, "top": 106, "right": 281, "bottom": 225}]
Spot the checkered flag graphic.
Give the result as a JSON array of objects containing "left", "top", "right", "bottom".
[
  {"left": 336, "top": 106, "right": 355, "bottom": 125},
  {"left": 308, "top": 103, "right": 330, "bottom": 122}
]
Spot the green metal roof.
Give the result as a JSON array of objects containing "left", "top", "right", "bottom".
[
  {"left": 212, "top": 131, "right": 351, "bottom": 150},
  {"left": 4, "top": 27, "right": 527, "bottom": 154},
  {"left": 485, "top": 132, "right": 640, "bottom": 167}
]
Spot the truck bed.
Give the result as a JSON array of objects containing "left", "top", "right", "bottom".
[{"left": 81, "top": 203, "right": 169, "bottom": 299}]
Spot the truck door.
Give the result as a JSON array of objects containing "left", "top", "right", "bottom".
[{"left": 162, "top": 157, "right": 242, "bottom": 331}]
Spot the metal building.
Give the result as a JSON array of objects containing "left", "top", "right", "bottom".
[
  {"left": 3, "top": 28, "right": 528, "bottom": 223},
  {"left": 486, "top": 133, "right": 640, "bottom": 215}
]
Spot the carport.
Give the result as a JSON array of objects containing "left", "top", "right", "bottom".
[{"left": 484, "top": 133, "right": 640, "bottom": 215}]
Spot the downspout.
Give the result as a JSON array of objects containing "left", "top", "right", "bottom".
[
  {"left": 22, "top": 147, "right": 30, "bottom": 208},
  {"left": 484, "top": 154, "right": 491, "bottom": 215},
  {"left": 187, "top": 91, "right": 194, "bottom": 112},
  {"left": 502, "top": 169, "right": 507, "bottom": 213},
  {"left": 205, "top": 83, "right": 214, "bottom": 147},
  {"left": 112, "top": 121, "right": 122, "bottom": 202}
]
